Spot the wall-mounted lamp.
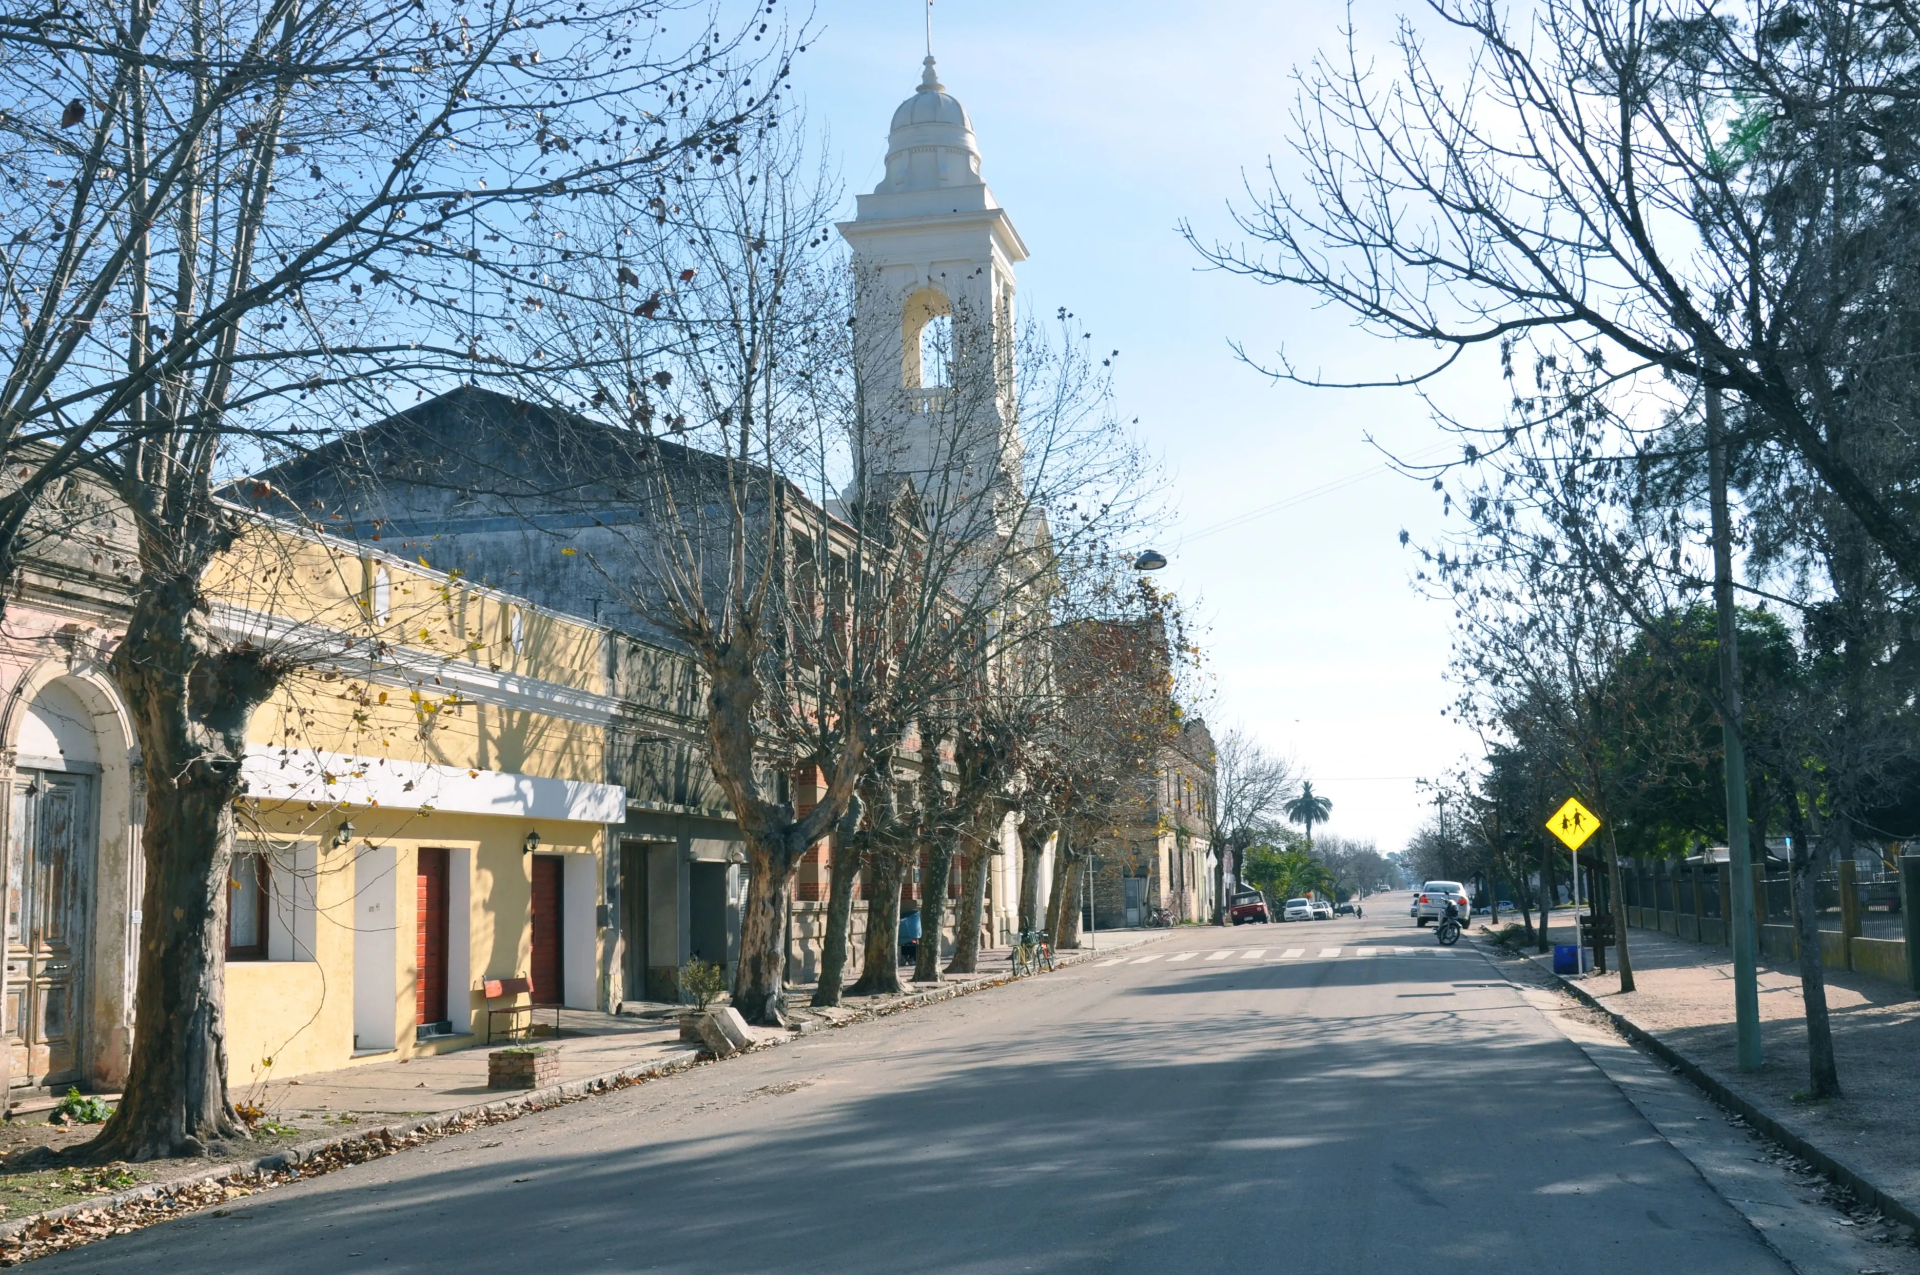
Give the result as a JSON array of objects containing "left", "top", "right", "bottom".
[
  {"left": 524, "top": 830, "right": 543, "bottom": 856},
  {"left": 333, "top": 820, "right": 356, "bottom": 848}
]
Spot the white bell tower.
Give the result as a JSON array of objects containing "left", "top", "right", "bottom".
[{"left": 838, "top": 56, "right": 1028, "bottom": 494}]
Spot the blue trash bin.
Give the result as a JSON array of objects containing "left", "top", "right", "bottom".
[{"left": 1553, "top": 944, "right": 1581, "bottom": 975}]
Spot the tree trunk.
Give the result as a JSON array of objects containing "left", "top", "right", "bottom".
[
  {"left": 1785, "top": 803, "right": 1841, "bottom": 1098},
  {"left": 1048, "top": 833, "right": 1083, "bottom": 951},
  {"left": 1602, "top": 824, "right": 1635, "bottom": 994},
  {"left": 914, "top": 828, "right": 955, "bottom": 983},
  {"left": 810, "top": 807, "right": 865, "bottom": 1008},
  {"left": 86, "top": 575, "right": 285, "bottom": 1163},
  {"left": 733, "top": 834, "right": 802, "bottom": 1025},
  {"left": 1017, "top": 823, "right": 1047, "bottom": 934},
  {"left": 847, "top": 846, "right": 906, "bottom": 997},
  {"left": 947, "top": 825, "right": 992, "bottom": 975},
  {"left": 1538, "top": 837, "right": 1555, "bottom": 953}
]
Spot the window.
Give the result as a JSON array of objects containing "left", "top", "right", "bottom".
[
  {"left": 918, "top": 313, "right": 952, "bottom": 389},
  {"left": 509, "top": 606, "right": 525, "bottom": 655},
  {"left": 228, "top": 852, "right": 269, "bottom": 960},
  {"left": 372, "top": 568, "right": 391, "bottom": 625}
]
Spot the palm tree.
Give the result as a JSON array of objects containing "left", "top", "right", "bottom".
[{"left": 1284, "top": 782, "right": 1333, "bottom": 851}]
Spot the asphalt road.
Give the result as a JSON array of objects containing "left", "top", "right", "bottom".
[{"left": 45, "top": 907, "right": 1810, "bottom": 1274}]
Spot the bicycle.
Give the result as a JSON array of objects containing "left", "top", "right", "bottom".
[
  {"left": 1010, "top": 929, "right": 1054, "bottom": 976},
  {"left": 1145, "top": 905, "right": 1174, "bottom": 928}
]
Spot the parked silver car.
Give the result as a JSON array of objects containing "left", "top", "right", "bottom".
[{"left": 1283, "top": 897, "right": 1314, "bottom": 922}]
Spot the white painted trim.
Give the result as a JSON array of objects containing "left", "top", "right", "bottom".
[
  {"left": 242, "top": 746, "right": 625, "bottom": 824},
  {"left": 562, "top": 854, "right": 597, "bottom": 1010},
  {"left": 209, "top": 602, "right": 621, "bottom": 727}
]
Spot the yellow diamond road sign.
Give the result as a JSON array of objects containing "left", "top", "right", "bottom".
[{"left": 1547, "top": 798, "right": 1601, "bottom": 852}]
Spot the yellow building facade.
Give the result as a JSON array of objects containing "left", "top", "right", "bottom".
[
  {"left": 212, "top": 522, "right": 626, "bottom": 1083},
  {"left": 0, "top": 509, "right": 626, "bottom": 1099}
]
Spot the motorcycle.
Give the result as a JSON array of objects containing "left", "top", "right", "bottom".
[
  {"left": 1435, "top": 900, "right": 1462, "bottom": 946},
  {"left": 1145, "top": 905, "right": 1174, "bottom": 928}
]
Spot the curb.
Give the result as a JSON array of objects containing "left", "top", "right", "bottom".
[
  {"left": 0, "top": 928, "right": 1173, "bottom": 1250},
  {"left": 1488, "top": 938, "right": 1920, "bottom": 1238}
]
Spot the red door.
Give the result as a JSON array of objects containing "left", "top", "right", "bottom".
[
  {"left": 530, "top": 856, "right": 564, "bottom": 1006},
  {"left": 416, "top": 848, "right": 450, "bottom": 1026}
]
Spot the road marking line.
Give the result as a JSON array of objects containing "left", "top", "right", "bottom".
[
  {"left": 1094, "top": 958, "right": 1125, "bottom": 966},
  {"left": 1281, "top": 948, "right": 1305, "bottom": 959},
  {"left": 1350, "top": 947, "right": 1376, "bottom": 956},
  {"left": 1130, "top": 954, "right": 1165, "bottom": 964},
  {"left": 1395, "top": 947, "right": 1416, "bottom": 955},
  {"left": 1205, "top": 951, "right": 1231, "bottom": 961},
  {"left": 1240, "top": 949, "right": 1266, "bottom": 960},
  {"left": 1319, "top": 947, "right": 1342, "bottom": 958},
  {"left": 1167, "top": 952, "right": 1197, "bottom": 962}
]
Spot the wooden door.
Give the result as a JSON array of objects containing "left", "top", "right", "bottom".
[
  {"left": 415, "top": 848, "right": 449, "bottom": 1027},
  {"left": 619, "top": 842, "right": 647, "bottom": 1004},
  {"left": 530, "top": 856, "right": 563, "bottom": 1006},
  {"left": 6, "top": 772, "right": 91, "bottom": 1088}
]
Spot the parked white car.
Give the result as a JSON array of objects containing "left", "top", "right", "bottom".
[
  {"left": 1283, "top": 897, "right": 1314, "bottom": 922},
  {"left": 1310, "top": 899, "right": 1334, "bottom": 921},
  {"left": 1414, "top": 881, "right": 1471, "bottom": 927}
]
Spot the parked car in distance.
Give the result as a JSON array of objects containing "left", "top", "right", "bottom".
[
  {"left": 1335, "top": 902, "right": 1355, "bottom": 916},
  {"left": 1414, "top": 881, "right": 1471, "bottom": 926},
  {"left": 1310, "top": 899, "right": 1334, "bottom": 921},
  {"left": 1230, "top": 891, "right": 1272, "bottom": 924},
  {"left": 1283, "top": 897, "right": 1314, "bottom": 922}
]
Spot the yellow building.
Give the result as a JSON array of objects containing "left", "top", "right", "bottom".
[
  {"left": 0, "top": 505, "right": 626, "bottom": 1099},
  {"left": 212, "top": 521, "right": 626, "bottom": 1083}
]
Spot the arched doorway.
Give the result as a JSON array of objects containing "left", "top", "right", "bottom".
[{"left": 8, "top": 678, "right": 101, "bottom": 1089}]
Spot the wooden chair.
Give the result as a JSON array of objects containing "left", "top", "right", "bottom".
[{"left": 483, "top": 977, "right": 561, "bottom": 1044}]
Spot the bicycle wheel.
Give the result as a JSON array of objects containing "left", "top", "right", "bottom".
[{"left": 1038, "top": 942, "right": 1053, "bottom": 971}]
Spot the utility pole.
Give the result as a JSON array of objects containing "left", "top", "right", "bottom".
[{"left": 1707, "top": 377, "right": 1763, "bottom": 1073}]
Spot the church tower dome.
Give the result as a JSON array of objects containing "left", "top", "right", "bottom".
[{"left": 877, "top": 57, "right": 983, "bottom": 194}]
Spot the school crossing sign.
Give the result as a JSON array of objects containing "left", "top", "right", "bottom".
[{"left": 1546, "top": 798, "right": 1601, "bottom": 852}]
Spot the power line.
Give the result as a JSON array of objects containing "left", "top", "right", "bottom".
[{"left": 1172, "top": 443, "right": 1453, "bottom": 547}]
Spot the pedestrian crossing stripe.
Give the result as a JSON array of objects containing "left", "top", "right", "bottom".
[{"left": 1094, "top": 946, "right": 1467, "bottom": 967}]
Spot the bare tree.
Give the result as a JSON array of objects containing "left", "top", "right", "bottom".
[
  {"left": 493, "top": 116, "right": 1162, "bottom": 1023},
  {"left": 42, "top": 0, "right": 781, "bottom": 1162},
  {"left": 1207, "top": 727, "right": 1296, "bottom": 921},
  {"left": 1194, "top": 0, "right": 1920, "bottom": 590}
]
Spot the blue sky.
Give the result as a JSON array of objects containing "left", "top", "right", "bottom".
[{"left": 788, "top": 1, "right": 1498, "bottom": 849}]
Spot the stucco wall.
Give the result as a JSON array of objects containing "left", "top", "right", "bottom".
[{"left": 223, "top": 806, "right": 606, "bottom": 1083}]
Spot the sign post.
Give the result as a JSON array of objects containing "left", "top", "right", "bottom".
[{"left": 1547, "top": 798, "right": 1602, "bottom": 973}]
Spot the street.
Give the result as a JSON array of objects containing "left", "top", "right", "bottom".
[{"left": 42, "top": 909, "right": 1818, "bottom": 1274}]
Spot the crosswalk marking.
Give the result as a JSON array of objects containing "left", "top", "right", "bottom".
[{"left": 1109, "top": 944, "right": 1475, "bottom": 969}]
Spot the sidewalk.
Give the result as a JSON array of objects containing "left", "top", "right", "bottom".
[
  {"left": 0, "top": 926, "right": 1175, "bottom": 1252},
  {"left": 1487, "top": 911, "right": 1920, "bottom": 1229}
]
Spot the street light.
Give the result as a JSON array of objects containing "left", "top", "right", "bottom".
[{"left": 1133, "top": 549, "right": 1167, "bottom": 571}]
